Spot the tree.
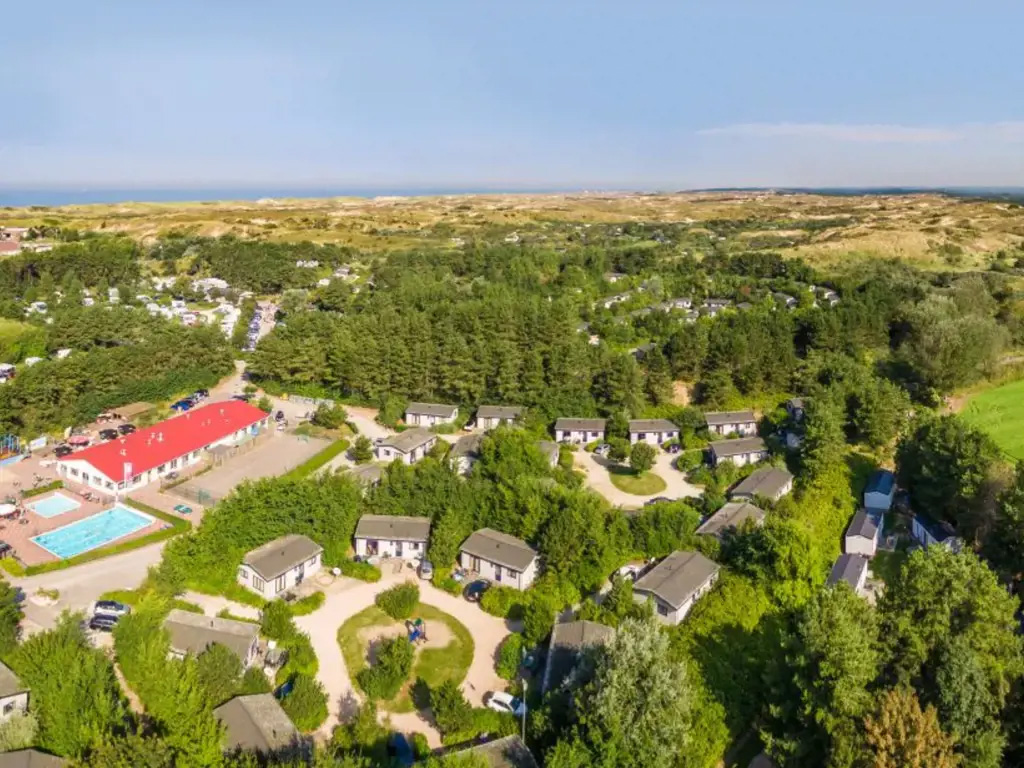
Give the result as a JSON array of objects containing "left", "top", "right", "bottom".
[
  {"left": 281, "top": 674, "right": 329, "bottom": 732},
  {"left": 800, "top": 395, "right": 846, "bottom": 479},
  {"left": 0, "top": 578, "right": 23, "bottom": 656},
  {"left": 239, "top": 666, "right": 273, "bottom": 695},
  {"left": 312, "top": 403, "right": 348, "bottom": 429},
  {"left": 570, "top": 618, "right": 695, "bottom": 768},
  {"left": 607, "top": 437, "right": 630, "bottom": 463},
  {"left": 762, "top": 584, "right": 880, "bottom": 768},
  {"left": 78, "top": 729, "right": 177, "bottom": 767},
  {"left": 257, "top": 395, "right": 273, "bottom": 413},
  {"left": 357, "top": 637, "right": 414, "bottom": 700},
  {"left": 630, "top": 442, "right": 656, "bottom": 473},
  {"left": 374, "top": 583, "right": 419, "bottom": 620},
  {"left": 351, "top": 435, "right": 374, "bottom": 463},
  {"left": 851, "top": 378, "right": 910, "bottom": 449},
  {"left": 496, "top": 633, "right": 525, "bottom": 681},
  {"left": 895, "top": 415, "right": 1000, "bottom": 536},
  {"left": 983, "top": 461, "right": 1024, "bottom": 583},
  {"left": 196, "top": 642, "right": 243, "bottom": 706},
  {"left": 0, "top": 711, "right": 37, "bottom": 752},
  {"left": 430, "top": 679, "right": 473, "bottom": 736},
  {"left": 863, "top": 688, "right": 960, "bottom": 768}
]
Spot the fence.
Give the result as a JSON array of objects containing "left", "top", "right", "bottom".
[{"left": 287, "top": 395, "right": 336, "bottom": 409}]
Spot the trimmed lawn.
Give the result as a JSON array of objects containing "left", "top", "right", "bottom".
[
  {"left": 337, "top": 602, "right": 473, "bottom": 713},
  {"left": 608, "top": 465, "right": 667, "bottom": 495},
  {"left": 962, "top": 378, "right": 1024, "bottom": 459}
]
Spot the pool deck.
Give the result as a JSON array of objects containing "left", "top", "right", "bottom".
[{"left": 0, "top": 488, "right": 165, "bottom": 567}]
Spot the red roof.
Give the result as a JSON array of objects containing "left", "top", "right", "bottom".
[{"left": 64, "top": 400, "right": 268, "bottom": 481}]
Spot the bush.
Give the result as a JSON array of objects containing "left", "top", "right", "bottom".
[
  {"left": 312, "top": 403, "right": 348, "bottom": 429},
  {"left": 351, "top": 435, "right": 374, "bottom": 463},
  {"left": 280, "top": 674, "right": 329, "bottom": 732},
  {"left": 630, "top": 442, "right": 657, "bottom": 473},
  {"left": 288, "top": 591, "right": 325, "bottom": 616},
  {"left": 479, "top": 586, "right": 525, "bottom": 619},
  {"left": 523, "top": 600, "right": 556, "bottom": 645},
  {"left": 430, "top": 679, "right": 473, "bottom": 735},
  {"left": 410, "top": 732, "right": 430, "bottom": 759},
  {"left": 375, "top": 582, "right": 419, "bottom": 620},
  {"left": 608, "top": 437, "right": 630, "bottom": 462},
  {"left": 340, "top": 559, "right": 382, "bottom": 583},
  {"left": 0, "top": 711, "right": 37, "bottom": 752},
  {"left": 260, "top": 600, "right": 294, "bottom": 640},
  {"left": 434, "top": 575, "right": 462, "bottom": 597},
  {"left": 442, "top": 707, "right": 518, "bottom": 746},
  {"left": 675, "top": 449, "right": 703, "bottom": 472},
  {"left": 357, "top": 637, "right": 414, "bottom": 700},
  {"left": 21, "top": 480, "right": 62, "bottom": 499},
  {"left": 239, "top": 667, "right": 273, "bottom": 695},
  {"left": 496, "top": 633, "right": 525, "bottom": 681}
]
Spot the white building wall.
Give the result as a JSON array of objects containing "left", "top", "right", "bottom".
[
  {"left": 376, "top": 438, "right": 436, "bottom": 465},
  {"left": 844, "top": 533, "right": 878, "bottom": 558},
  {"left": 407, "top": 410, "right": 457, "bottom": 427},
  {"left": 354, "top": 537, "right": 427, "bottom": 559},
  {"left": 237, "top": 554, "right": 322, "bottom": 600},
  {"left": 459, "top": 551, "right": 537, "bottom": 590},
  {"left": 634, "top": 571, "right": 719, "bottom": 626},
  {"left": 715, "top": 450, "right": 766, "bottom": 468},
  {"left": 864, "top": 489, "right": 895, "bottom": 511},
  {"left": 709, "top": 422, "right": 757, "bottom": 437},
  {"left": 555, "top": 429, "right": 604, "bottom": 444},
  {"left": 0, "top": 692, "right": 28, "bottom": 720},
  {"left": 629, "top": 429, "right": 679, "bottom": 446}
]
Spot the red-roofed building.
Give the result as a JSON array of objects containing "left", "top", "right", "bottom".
[{"left": 56, "top": 400, "right": 270, "bottom": 493}]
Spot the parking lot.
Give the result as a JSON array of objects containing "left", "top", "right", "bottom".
[{"left": 173, "top": 430, "right": 330, "bottom": 503}]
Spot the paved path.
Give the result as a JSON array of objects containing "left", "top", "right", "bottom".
[
  {"left": 573, "top": 449, "right": 702, "bottom": 510},
  {"left": 294, "top": 566, "right": 514, "bottom": 744}
]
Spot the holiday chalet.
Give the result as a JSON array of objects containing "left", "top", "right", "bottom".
[{"left": 57, "top": 400, "right": 270, "bottom": 493}]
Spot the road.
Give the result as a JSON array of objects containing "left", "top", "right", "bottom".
[{"left": 572, "top": 449, "right": 702, "bottom": 509}]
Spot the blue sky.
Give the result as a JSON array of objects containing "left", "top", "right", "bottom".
[{"left": 3, "top": 1, "right": 1023, "bottom": 189}]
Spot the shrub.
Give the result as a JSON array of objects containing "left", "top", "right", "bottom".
[
  {"left": 312, "top": 403, "right": 348, "bottom": 429},
  {"left": 288, "top": 591, "right": 325, "bottom": 616},
  {"left": 496, "top": 633, "right": 525, "bottom": 681},
  {"left": 0, "top": 711, "right": 37, "bottom": 752},
  {"left": 630, "top": 442, "right": 657, "bottom": 473},
  {"left": 676, "top": 449, "right": 703, "bottom": 472},
  {"left": 480, "top": 585, "right": 525, "bottom": 619},
  {"left": 442, "top": 707, "right": 518, "bottom": 746},
  {"left": 351, "top": 435, "right": 374, "bottom": 463},
  {"left": 340, "top": 559, "right": 382, "bottom": 583},
  {"left": 375, "top": 583, "right": 419, "bottom": 620},
  {"left": 357, "top": 637, "right": 414, "bottom": 700},
  {"left": 435, "top": 575, "right": 462, "bottom": 597},
  {"left": 410, "top": 732, "right": 430, "bottom": 759},
  {"left": 430, "top": 679, "right": 473, "bottom": 736},
  {"left": 608, "top": 437, "right": 630, "bottom": 462},
  {"left": 260, "top": 600, "right": 295, "bottom": 640},
  {"left": 239, "top": 667, "right": 272, "bottom": 695},
  {"left": 523, "top": 600, "right": 556, "bottom": 645},
  {"left": 280, "top": 674, "right": 329, "bottom": 732}
]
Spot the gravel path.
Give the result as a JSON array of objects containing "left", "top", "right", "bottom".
[{"left": 572, "top": 448, "right": 702, "bottom": 509}]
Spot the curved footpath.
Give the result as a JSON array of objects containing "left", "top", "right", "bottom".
[
  {"left": 293, "top": 566, "right": 515, "bottom": 744},
  {"left": 572, "top": 448, "right": 702, "bottom": 509}
]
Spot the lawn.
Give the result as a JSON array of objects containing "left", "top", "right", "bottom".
[
  {"left": 961, "top": 378, "right": 1024, "bottom": 459},
  {"left": 607, "top": 464, "right": 667, "bottom": 495},
  {"left": 337, "top": 602, "right": 474, "bottom": 713}
]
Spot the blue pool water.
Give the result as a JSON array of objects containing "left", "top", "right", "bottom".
[
  {"left": 28, "top": 492, "right": 81, "bottom": 518},
  {"left": 31, "top": 504, "right": 153, "bottom": 559}
]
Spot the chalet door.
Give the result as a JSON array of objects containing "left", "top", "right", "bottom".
[
  {"left": 296, "top": 564, "right": 305, "bottom": 583},
  {"left": 471, "top": 556, "right": 481, "bottom": 572},
  {"left": 395, "top": 541, "right": 403, "bottom": 557}
]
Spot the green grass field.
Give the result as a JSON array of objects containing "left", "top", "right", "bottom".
[
  {"left": 961, "top": 378, "right": 1024, "bottom": 459},
  {"left": 608, "top": 465, "right": 667, "bottom": 495}
]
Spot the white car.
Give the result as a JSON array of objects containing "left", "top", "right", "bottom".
[{"left": 485, "top": 691, "right": 525, "bottom": 717}]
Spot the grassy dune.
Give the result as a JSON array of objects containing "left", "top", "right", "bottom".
[{"left": 962, "top": 378, "right": 1024, "bottom": 459}]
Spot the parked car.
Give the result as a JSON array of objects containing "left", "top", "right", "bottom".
[
  {"left": 594, "top": 443, "right": 611, "bottom": 457},
  {"left": 54, "top": 445, "right": 72, "bottom": 458},
  {"left": 485, "top": 691, "right": 525, "bottom": 717},
  {"left": 98, "top": 429, "right": 119, "bottom": 441},
  {"left": 418, "top": 560, "right": 434, "bottom": 580},
  {"left": 171, "top": 400, "right": 192, "bottom": 412},
  {"left": 88, "top": 614, "right": 120, "bottom": 632},
  {"left": 644, "top": 496, "right": 672, "bottom": 506},
  {"left": 463, "top": 579, "right": 490, "bottom": 602},
  {"left": 117, "top": 424, "right": 137, "bottom": 435},
  {"left": 275, "top": 410, "right": 285, "bottom": 421},
  {"left": 93, "top": 600, "right": 131, "bottom": 617},
  {"left": 193, "top": 389, "right": 209, "bottom": 399},
  {"left": 667, "top": 443, "right": 681, "bottom": 454}
]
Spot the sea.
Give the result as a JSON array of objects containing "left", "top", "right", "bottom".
[{"left": 1, "top": 186, "right": 1023, "bottom": 208}]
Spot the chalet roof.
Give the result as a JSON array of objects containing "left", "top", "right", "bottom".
[
  {"left": 354, "top": 514, "right": 431, "bottom": 542},
  {"left": 542, "top": 620, "right": 614, "bottom": 693},
  {"left": 628, "top": 419, "right": 678, "bottom": 433},
  {"left": 710, "top": 437, "right": 767, "bottom": 458},
  {"left": 214, "top": 694, "right": 300, "bottom": 754},
  {"left": 632, "top": 550, "right": 720, "bottom": 610},
  {"left": 0, "top": 661, "right": 27, "bottom": 698},
  {"left": 379, "top": 428, "right": 436, "bottom": 454},
  {"left": 243, "top": 534, "right": 322, "bottom": 581},
  {"left": 827, "top": 554, "right": 869, "bottom": 589},
  {"left": 0, "top": 751, "right": 66, "bottom": 768},
  {"left": 406, "top": 402, "right": 458, "bottom": 418},
  {"left": 163, "top": 609, "right": 258, "bottom": 662},
  {"left": 865, "top": 469, "right": 896, "bottom": 497},
  {"left": 696, "top": 501, "right": 766, "bottom": 537},
  {"left": 460, "top": 528, "right": 537, "bottom": 572},
  {"left": 729, "top": 466, "right": 794, "bottom": 500},
  {"left": 477, "top": 405, "right": 523, "bottom": 420},
  {"left": 846, "top": 509, "right": 881, "bottom": 541},
  {"left": 704, "top": 410, "right": 757, "bottom": 426},
  {"left": 554, "top": 418, "right": 606, "bottom": 432}
]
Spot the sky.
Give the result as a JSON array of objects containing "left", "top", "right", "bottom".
[{"left": 3, "top": 1, "right": 1024, "bottom": 190}]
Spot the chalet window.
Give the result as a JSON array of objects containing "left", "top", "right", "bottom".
[
  {"left": 657, "top": 603, "right": 669, "bottom": 616},
  {"left": 252, "top": 576, "right": 264, "bottom": 592},
  {"left": 638, "top": 433, "right": 646, "bottom": 440},
  {"left": 71, "top": 469, "right": 79, "bottom": 476},
  {"left": 275, "top": 575, "right": 286, "bottom": 593},
  {"left": 307, "top": 556, "right": 318, "bottom": 567},
  {"left": 238, "top": 568, "right": 248, "bottom": 580},
  {"left": 3, "top": 701, "right": 15, "bottom": 714},
  {"left": 507, "top": 569, "right": 519, "bottom": 580}
]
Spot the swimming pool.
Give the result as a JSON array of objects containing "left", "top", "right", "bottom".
[
  {"left": 31, "top": 504, "right": 154, "bottom": 559},
  {"left": 28, "top": 492, "right": 81, "bottom": 518}
]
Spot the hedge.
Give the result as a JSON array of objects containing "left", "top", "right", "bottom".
[
  {"left": 281, "top": 439, "right": 350, "bottom": 480},
  {"left": 288, "top": 591, "right": 325, "bottom": 616},
  {"left": 0, "top": 559, "right": 26, "bottom": 577},
  {"left": 21, "top": 480, "right": 63, "bottom": 499},
  {"left": 375, "top": 583, "right": 419, "bottom": 620},
  {"left": 339, "top": 559, "right": 382, "bottom": 583},
  {"left": 24, "top": 497, "right": 190, "bottom": 576}
]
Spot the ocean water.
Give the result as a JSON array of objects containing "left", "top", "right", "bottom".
[{"left": 0, "top": 187, "right": 560, "bottom": 208}]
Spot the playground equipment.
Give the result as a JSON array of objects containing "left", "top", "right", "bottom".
[{"left": 406, "top": 618, "right": 427, "bottom": 644}]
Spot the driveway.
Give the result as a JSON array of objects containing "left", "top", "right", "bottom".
[
  {"left": 573, "top": 449, "right": 702, "bottom": 509},
  {"left": 293, "top": 565, "right": 513, "bottom": 744}
]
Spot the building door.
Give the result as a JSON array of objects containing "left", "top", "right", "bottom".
[
  {"left": 495, "top": 566, "right": 502, "bottom": 583},
  {"left": 295, "top": 564, "right": 305, "bottom": 584},
  {"left": 395, "top": 541, "right": 403, "bottom": 557},
  {"left": 471, "top": 556, "right": 481, "bottom": 572}
]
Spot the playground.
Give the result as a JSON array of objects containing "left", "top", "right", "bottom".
[{"left": 337, "top": 601, "right": 474, "bottom": 713}]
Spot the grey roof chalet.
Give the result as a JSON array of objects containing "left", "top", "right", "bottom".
[
  {"left": 214, "top": 694, "right": 300, "bottom": 754},
  {"left": 704, "top": 410, "right": 757, "bottom": 427},
  {"left": 379, "top": 428, "right": 435, "bottom": 454},
  {"left": 457, "top": 736, "right": 539, "bottom": 768},
  {"left": 163, "top": 609, "right": 259, "bottom": 662},
  {"left": 847, "top": 509, "right": 881, "bottom": 540},
  {"left": 827, "top": 554, "right": 869, "bottom": 589},
  {"left": 460, "top": 528, "right": 537, "bottom": 572},
  {"left": 0, "top": 751, "right": 66, "bottom": 768},
  {"left": 729, "top": 466, "right": 794, "bottom": 500},
  {"left": 632, "top": 550, "right": 720, "bottom": 610},
  {"left": 542, "top": 620, "right": 614, "bottom": 693},
  {"left": 477, "top": 405, "right": 523, "bottom": 421},
  {"left": 696, "top": 501, "right": 767, "bottom": 537},
  {"left": 349, "top": 464, "right": 384, "bottom": 486},
  {"left": 554, "top": 417, "right": 606, "bottom": 432},
  {"left": 628, "top": 418, "right": 678, "bottom": 433},
  {"left": 451, "top": 433, "right": 484, "bottom": 460},
  {"left": 0, "top": 661, "right": 27, "bottom": 699},
  {"left": 354, "top": 514, "right": 430, "bottom": 542},
  {"left": 406, "top": 402, "right": 458, "bottom": 418},
  {"left": 243, "top": 534, "right": 322, "bottom": 581},
  {"left": 710, "top": 437, "right": 767, "bottom": 458}
]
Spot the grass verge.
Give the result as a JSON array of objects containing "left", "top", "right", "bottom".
[
  {"left": 961, "top": 377, "right": 1024, "bottom": 460},
  {"left": 282, "top": 439, "right": 350, "bottom": 480},
  {"left": 21, "top": 481, "right": 64, "bottom": 499},
  {"left": 337, "top": 602, "right": 474, "bottom": 713},
  {"left": 24, "top": 497, "right": 190, "bottom": 576},
  {"left": 607, "top": 465, "right": 667, "bottom": 495}
]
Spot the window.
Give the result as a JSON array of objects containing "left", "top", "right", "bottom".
[
  {"left": 507, "top": 569, "right": 519, "bottom": 580},
  {"left": 117, "top": 482, "right": 126, "bottom": 490},
  {"left": 657, "top": 602, "right": 669, "bottom": 616},
  {"left": 82, "top": 473, "right": 89, "bottom": 482},
  {"left": 105, "top": 481, "right": 114, "bottom": 490},
  {"left": 170, "top": 458, "right": 178, "bottom": 469},
  {"left": 275, "top": 575, "right": 286, "bottom": 593},
  {"left": 307, "top": 556, "right": 318, "bottom": 567},
  {"left": 132, "top": 475, "right": 141, "bottom": 484},
  {"left": 192, "top": 450, "right": 200, "bottom": 459},
  {"left": 71, "top": 469, "right": 79, "bottom": 477},
  {"left": 3, "top": 702, "right": 15, "bottom": 715},
  {"left": 158, "top": 464, "right": 166, "bottom": 473},
  {"left": 238, "top": 568, "right": 248, "bottom": 581},
  {"left": 638, "top": 433, "right": 646, "bottom": 440},
  {"left": 252, "top": 576, "right": 264, "bottom": 592}
]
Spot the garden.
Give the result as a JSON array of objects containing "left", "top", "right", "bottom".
[{"left": 336, "top": 583, "right": 474, "bottom": 713}]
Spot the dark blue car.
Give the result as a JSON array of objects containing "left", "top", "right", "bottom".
[{"left": 171, "top": 400, "right": 192, "bottom": 412}]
